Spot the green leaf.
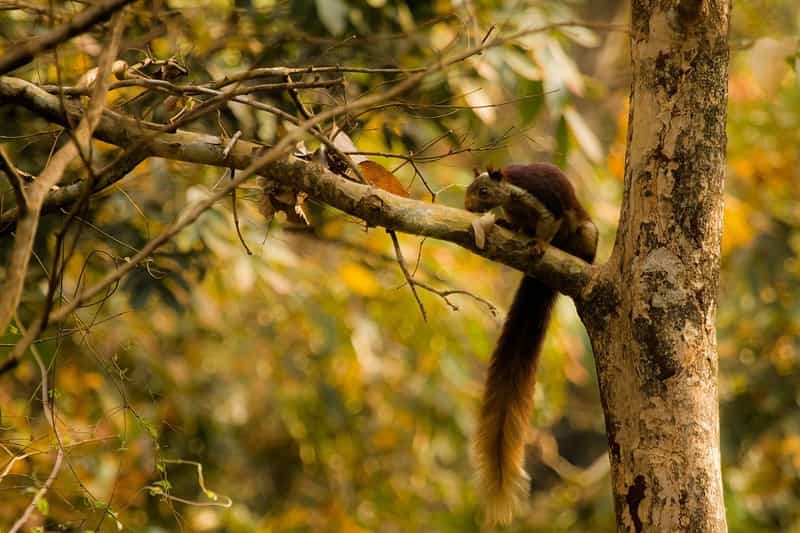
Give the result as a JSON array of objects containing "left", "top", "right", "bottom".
[
  {"left": 36, "top": 496, "right": 49, "bottom": 515},
  {"left": 520, "top": 80, "right": 545, "bottom": 124}
]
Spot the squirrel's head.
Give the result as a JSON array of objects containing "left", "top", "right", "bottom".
[{"left": 465, "top": 167, "right": 507, "bottom": 213}]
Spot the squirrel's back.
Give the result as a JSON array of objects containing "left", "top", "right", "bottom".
[{"left": 468, "top": 163, "right": 597, "bottom": 524}]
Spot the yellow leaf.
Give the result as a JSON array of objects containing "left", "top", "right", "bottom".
[
  {"left": 84, "top": 372, "right": 104, "bottom": 390},
  {"left": 372, "top": 427, "right": 399, "bottom": 450},
  {"left": 339, "top": 263, "right": 381, "bottom": 297}
]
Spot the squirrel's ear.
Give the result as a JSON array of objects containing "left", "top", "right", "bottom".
[
  {"left": 472, "top": 167, "right": 481, "bottom": 178},
  {"left": 488, "top": 168, "right": 502, "bottom": 181}
]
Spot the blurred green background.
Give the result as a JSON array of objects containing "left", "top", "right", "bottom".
[{"left": 1, "top": 1, "right": 798, "bottom": 531}]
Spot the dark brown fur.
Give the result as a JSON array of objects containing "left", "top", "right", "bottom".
[
  {"left": 474, "top": 275, "right": 556, "bottom": 524},
  {"left": 467, "top": 163, "right": 596, "bottom": 524}
]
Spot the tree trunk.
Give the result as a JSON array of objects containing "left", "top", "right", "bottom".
[{"left": 578, "top": 1, "right": 730, "bottom": 531}]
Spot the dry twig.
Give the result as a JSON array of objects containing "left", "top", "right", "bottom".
[
  {"left": 0, "top": 0, "right": 135, "bottom": 75},
  {"left": 0, "top": 13, "right": 125, "bottom": 361}
]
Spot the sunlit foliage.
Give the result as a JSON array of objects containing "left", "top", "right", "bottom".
[{"left": 0, "top": 0, "right": 798, "bottom": 531}]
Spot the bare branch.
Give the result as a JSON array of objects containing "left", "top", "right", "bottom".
[
  {"left": 0, "top": 28, "right": 596, "bottom": 373},
  {"left": 0, "top": 148, "right": 147, "bottom": 232},
  {"left": 0, "top": 75, "right": 595, "bottom": 301},
  {"left": 228, "top": 168, "right": 252, "bottom": 255},
  {"left": 208, "top": 65, "right": 428, "bottom": 90},
  {"left": 8, "top": 447, "right": 64, "bottom": 533},
  {"left": 0, "top": 15, "right": 124, "bottom": 337},
  {"left": 38, "top": 76, "right": 344, "bottom": 97},
  {"left": 0, "top": 146, "right": 27, "bottom": 211},
  {"left": 0, "top": 437, "right": 117, "bottom": 485},
  {"left": 257, "top": 158, "right": 596, "bottom": 299},
  {"left": 0, "top": 0, "right": 135, "bottom": 75},
  {"left": 388, "top": 230, "right": 427, "bottom": 321},
  {"left": 388, "top": 231, "right": 498, "bottom": 315}
]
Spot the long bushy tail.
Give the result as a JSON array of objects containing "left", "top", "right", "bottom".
[{"left": 475, "top": 275, "right": 557, "bottom": 525}]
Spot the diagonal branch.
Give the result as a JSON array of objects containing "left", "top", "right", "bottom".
[
  {"left": 0, "top": 76, "right": 595, "bottom": 300},
  {"left": 258, "top": 158, "right": 596, "bottom": 299},
  {"left": 0, "top": 147, "right": 27, "bottom": 211},
  {"left": 0, "top": 0, "right": 136, "bottom": 75},
  {"left": 0, "top": 74, "right": 595, "bottom": 297},
  {"left": 0, "top": 26, "right": 600, "bottom": 372},
  {"left": 8, "top": 448, "right": 64, "bottom": 533},
  {"left": 0, "top": 16, "right": 125, "bottom": 336}
]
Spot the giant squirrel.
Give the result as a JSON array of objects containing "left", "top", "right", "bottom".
[{"left": 464, "top": 163, "right": 598, "bottom": 525}]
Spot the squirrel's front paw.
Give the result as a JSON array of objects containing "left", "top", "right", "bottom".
[{"left": 471, "top": 212, "right": 496, "bottom": 250}]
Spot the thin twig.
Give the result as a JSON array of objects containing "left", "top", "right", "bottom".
[
  {"left": 39, "top": 76, "right": 344, "bottom": 96},
  {"left": 0, "top": 12, "right": 124, "bottom": 362},
  {"left": 0, "top": 146, "right": 27, "bottom": 211},
  {"left": 388, "top": 229, "right": 427, "bottom": 321},
  {"left": 6, "top": 316, "right": 62, "bottom": 533},
  {"left": 229, "top": 168, "right": 252, "bottom": 255},
  {"left": 146, "top": 459, "right": 232, "bottom": 508},
  {"left": 414, "top": 284, "right": 498, "bottom": 315},
  {"left": 411, "top": 237, "right": 427, "bottom": 277},
  {"left": 388, "top": 232, "right": 497, "bottom": 316},
  {"left": 222, "top": 130, "right": 242, "bottom": 159},
  {"left": 8, "top": 447, "right": 64, "bottom": 533},
  {"left": 0, "top": 0, "right": 135, "bottom": 75},
  {"left": 402, "top": 264, "right": 500, "bottom": 314},
  {"left": 286, "top": 73, "right": 315, "bottom": 121},
  {"left": 0, "top": 311, "right": 128, "bottom": 347},
  {"left": 0, "top": 21, "right": 599, "bottom": 366},
  {"left": 208, "top": 65, "right": 427, "bottom": 90},
  {"left": 481, "top": 25, "right": 496, "bottom": 47},
  {"left": 0, "top": 451, "right": 39, "bottom": 484}
]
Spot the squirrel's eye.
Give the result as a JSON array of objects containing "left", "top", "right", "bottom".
[{"left": 479, "top": 187, "right": 489, "bottom": 197}]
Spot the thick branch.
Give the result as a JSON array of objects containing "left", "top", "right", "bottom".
[
  {"left": 0, "top": 76, "right": 594, "bottom": 298},
  {"left": 260, "top": 159, "right": 595, "bottom": 298}
]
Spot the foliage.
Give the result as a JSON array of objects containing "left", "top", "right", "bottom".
[
  {"left": 0, "top": 0, "right": 797, "bottom": 531},
  {"left": 718, "top": 14, "right": 800, "bottom": 531}
]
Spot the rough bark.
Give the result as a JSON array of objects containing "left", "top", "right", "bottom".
[{"left": 578, "top": 1, "right": 730, "bottom": 531}]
